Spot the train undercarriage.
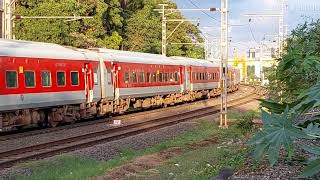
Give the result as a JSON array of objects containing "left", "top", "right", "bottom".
[{"left": 0, "top": 85, "right": 239, "bottom": 132}]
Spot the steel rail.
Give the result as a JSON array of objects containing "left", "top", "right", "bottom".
[
  {"left": 0, "top": 90, "right": 260, "bottom": 169},
  {"left": 0, "top": 86, "right": 252, "bottom": 142}
]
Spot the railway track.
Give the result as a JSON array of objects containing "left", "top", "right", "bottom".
[
  {"left": 0, "top": 87, "right": 261, "bottom": 169},
  {"left": 0, "top": 85, "right": 255, "bottom": 142}
]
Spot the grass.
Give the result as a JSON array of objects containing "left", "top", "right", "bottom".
[
  {"left": 13, "top": 155, "right": 105, "bottom": 180},
  {"left": 228, "top": 110, "right": 260, "bottom": 120},
  {"left": 128, "top": 144, "right": 247, "bottom": 180},
  {"left": 12, "top": 112, "right": 256, "bottom": 180}
]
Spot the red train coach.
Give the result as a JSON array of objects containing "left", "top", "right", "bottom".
[
  {"left": 0, "top": 39, "right": 103, "bottom": 129},
  {"left": 0, "top": 39, "right": 240, "bottom": 132}
]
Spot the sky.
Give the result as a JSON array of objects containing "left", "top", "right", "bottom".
[{"left": 173, "top": 0, "right": 320, "bottom": 56}]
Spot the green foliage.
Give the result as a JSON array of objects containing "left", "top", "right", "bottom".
[
  {"left": 249, "top": 108, "right": 308, "bottom": 166},
  {"left": 302, "top": 123, "right": 320, "bottom": 138},
  {"left": 14, "top": 0, "right": 204, "bottom": 58},
  {"left": 252, "top": 82, "right": 320, "bottom": 177},
  {"left": 267, "top": 20, "right": 320, "bottom": 103},
  {"left": 235, "top": 111, "right": 258, "bottom": 133},
  {"left": 133, "top": 145, "right": 246, "bottom": 180},
  {"left": 14, "top": 155, "right": 105, "bottom": 180},
  {"left": 259, "top": 99, "right": 289, "bottom": 114},
  {"left": 300, "top": 146, "right": 320, "bottom": 177},
  {"left": 123, "top": 0, "right": 204, "bottom": 57}
]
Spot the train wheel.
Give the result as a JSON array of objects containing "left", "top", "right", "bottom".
[
  {"left": 49, "top": 121, "right": 59, "bottom": 128},
  {"left": 37, "top": 122, "right": 48, "bottom": 128}
]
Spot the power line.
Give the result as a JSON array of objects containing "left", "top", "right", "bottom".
[
  {"left": 248, "top": 23, "right": 258, "bottom": 44},
  {"left": 186, "top": 0, "right": 220, "bottom": 23}
]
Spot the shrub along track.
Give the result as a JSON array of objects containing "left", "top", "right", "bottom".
[{"left": 0, "top": 85, "right": 262, "bottom": 169}]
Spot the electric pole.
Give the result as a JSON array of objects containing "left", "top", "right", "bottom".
[
  {"left": 3, "top": 0, "right": 14, "bottom": 39},
  {"left": 220, "top": 0, "right": 229, "bottom": 128},
  {"left": 0, "top": 0, "right": 3, "bottom": 38},
  {"left": 155, "top": 4, "right": 217, "bottom": 56},
  {"left": 160, "top": 4, "right": 167, "bottom": 56},
  {"left": 279, "top": 0, "right": 288, "bottom": 56}
]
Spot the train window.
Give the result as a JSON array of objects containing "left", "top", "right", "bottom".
[
  {"left": 94, "top": 68, "right": 98, "bottom": 85},
  {"left": 25, "top": 71, "right": 35, "bottom": 88},
  {"left": 133, "top": 72, "right": 138, "bottom": 84},
  {"left": 147, "top": 72, "right": 151, "bottom": 83},
  {"left": 153, "top": 72, "right": 157, "bottom": 83},
  {"left": 198, "top": 73, "right": 201, "bottom": 80},
  {"left": 71, "top": 71, "right": 79, "bottom": 86},
  {"left": 140, "top": 72, "right": 145, "bottom": 84},
  {"left": 164, "top": 73, "right": 168, "bottom": 82},
  {"left": 41, "top": 71, "right": 51, "bottom": 87},
  {"left": 6, "top": 71, "right": 18, "bottom": 88},
  {"left": 170, "top": 73, "right": 174, "bottom": 82},
  {"left": 159, "top": 72, "right": 163, "bottom": 82},
  {"left": 57, "top": 71, "right": 66, "bottom": 86},
  {"left": 174, "top": 72, "right": 178, "bottom": 82},
  {"left": 202, "top": 73, "right": 205, "bottom": 80},
  {"left": 125, "top": 72, "right": 130, "bottom": 84}
]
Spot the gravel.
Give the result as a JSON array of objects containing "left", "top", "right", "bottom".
[
  {"left": 0, "top": 121, "right": 197, "bottom": 180},
  {"left": 71, "top": 122, "right": 197, "bottom": 161},
  {"left": 0, "top": 85, "right": 255, "bottom": 179},
  {"left": 0, "top": 86, "right": 254, "bottom": 154}
]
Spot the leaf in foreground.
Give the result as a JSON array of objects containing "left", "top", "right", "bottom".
[
  {"left": 300, "top": 158, "right": 320, "bottom": 177},
  {"left": 249, "top": 108, "right": 307, "bottom": 166}
]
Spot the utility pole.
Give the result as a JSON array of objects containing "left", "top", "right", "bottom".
[
  {"left": 3, "top": 0, "right": 14, "bottom": 39},
  {"left": 155, "top": 4, "right": 217, "bottom": 56},
  {"left": 0, "top": 0, "right": 4, "bottom": 38},
  {"left": 2, "top": 0, "right": 93, "bottom": 40},
  {"left": 220, "top": 0, "right": 229, "bottom": 128},
  {"left": 279, "top": 0, "right": 288, "bottom": 56},
  {"left": 244, "top": 1, "right": 287, "bottom": 57},
  {"left": 160, "top": 4, "right": 167, "bottom": 56}
]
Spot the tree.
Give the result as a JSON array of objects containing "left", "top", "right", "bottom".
[
  {"left": 267, "top": 20, "right": 320, "bottom": 103},
  {"left": 14, "top": 0, "right": 204, "bottom": 58},
  {"left": 123, "top": 0, "right": 204, "bottom": 58},
  {"left": 14, "top": 0, "right": 123, "bottom": 49}
]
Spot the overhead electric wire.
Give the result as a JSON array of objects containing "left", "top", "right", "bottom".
[
  {"left": 186, "top": 0, "right": 220, "bottom": 23},
  {"left": 248, "top": 23, "right": 258, "bottom": 44}
]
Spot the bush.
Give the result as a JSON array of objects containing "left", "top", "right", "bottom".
[{"left": 235, "top": 111, "right": 258, "bottom": 133}]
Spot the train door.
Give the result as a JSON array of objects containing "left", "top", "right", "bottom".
[
  {"left": 105, "top": 67, "right": 114, "bottom": 100},
  {"left": 93, "top": 66, "right": 101, "bottom": 101},
  {"left": 184, "top": 66, "right": 191, "bottom": 91},
  {"left": 84, "top": 63, "right": 94, "bottom": 103},
  {"left": 112, "top": 63, "right": 120, "bottom": 100}
]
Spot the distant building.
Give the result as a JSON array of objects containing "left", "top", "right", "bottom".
[{"left": 248, "top": 48, "right": 256, "bottom": 59}]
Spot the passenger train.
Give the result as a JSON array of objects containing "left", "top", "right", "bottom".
[{"left": 0, "top": 39, "right": 240, "bottom": 131}]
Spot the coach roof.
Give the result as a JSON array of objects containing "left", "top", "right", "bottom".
[
  {"left": 0, "top": 39, "right": 98, "bottom": 60},
  {"left": 94, "top": 48, "right": 218, "bottom": 67}
]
